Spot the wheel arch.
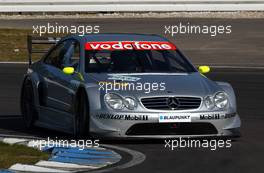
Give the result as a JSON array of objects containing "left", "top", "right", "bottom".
[
  {"left": 21, "top": 72, "right": 45, "bottom": 108},
  {"left": 20, "top": 74, "right": 40, "bottom": 126}
]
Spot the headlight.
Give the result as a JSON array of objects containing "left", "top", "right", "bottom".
[
  {"left": 204, "top": 96, "right": 214, "bottom": 110},
  {"left": 214, "top": 92, "right": 228, "bottom": 108},
  {"left": 104, "top": 93, "right": 137, "bottom": 110},
  {"left": 104, "top": 93, "right": 124, "bottom": 110},
  {"left": 124, "top": 97, "right": 137, "bottom": 110}
]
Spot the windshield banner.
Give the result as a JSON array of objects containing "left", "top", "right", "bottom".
[{"left": 85, "top": 41, "right": 176, "bottom": 50}]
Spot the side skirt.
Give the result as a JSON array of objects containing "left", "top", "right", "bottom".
[{"left": 34, "top": 106, "right": 74, "bottom": 134}]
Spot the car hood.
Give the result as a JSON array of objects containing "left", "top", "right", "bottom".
[{"left": 85, "top": 72, "right": 221, "bottom": 98}]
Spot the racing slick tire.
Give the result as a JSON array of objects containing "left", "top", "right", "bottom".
[
  {"left": 74, "top": 90, "right": 90, "bottom": 138},
  {"left": 20, "top": 78, "right": 38, "bottom": 128}
]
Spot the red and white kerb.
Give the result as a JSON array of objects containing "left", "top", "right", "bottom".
[{"left": 85, "top": 41, "right": 176, "bottom": 50}]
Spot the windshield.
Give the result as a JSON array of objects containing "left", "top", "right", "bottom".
[{"left": 84, "top": 41, "right": 196, "bottom": 73}]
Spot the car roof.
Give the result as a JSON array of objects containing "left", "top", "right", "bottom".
[{"left": 81, "top": 33, "right": 168, "bottom": 42}]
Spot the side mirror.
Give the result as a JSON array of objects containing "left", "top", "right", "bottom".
[
  {"left": 198, "top": 66, "right": 210, "bottom": 74},
  {"left": 63, "top": 67, "right": 75, "bottom": 75}
]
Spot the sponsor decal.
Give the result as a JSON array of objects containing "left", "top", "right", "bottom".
[
  {"left": 159, "top": 114, "right": 191, "bottom": 123},
  {"left": 200, "top": 113, "right": 220, "bottom": 120},
  {"left": 96, "top": 113, "right": 149, "bottom": 121},
  {"left": 98, "top": 81, "right": 129, "bottom": 87},
  {"left": 107, "top": 74, "right": 141, "bottom": 82},
  {"left": 85, "top": 41, "right": 176, "bottom": 50},
  {"left": 200, "top": 113, "right": 236, "bottom": 120}
]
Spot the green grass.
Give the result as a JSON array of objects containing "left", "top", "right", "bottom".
[
  {"left": 0, "top": 28, "right": 65, "bottom": 62},
  {"left": 0, "top": 28, "right": 31, "bottom": 61},
  {"left": 0, "top": 141, "right": 49, "bottom": 169}
]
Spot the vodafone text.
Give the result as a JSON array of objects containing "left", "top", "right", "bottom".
[{"left": 85, "top": 41, "right": 176, "bottom": 50}]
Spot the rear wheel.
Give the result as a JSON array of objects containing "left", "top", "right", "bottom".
[
  {"left": 74, "top": 91, "right": 90, "bottom": 138},
  {"left": 20, "top": 78, "right": 38, "bottom": 128}
]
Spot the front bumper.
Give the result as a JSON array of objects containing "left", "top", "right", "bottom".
[{"left": 90, "top": 110, "right": 241, "bottom": 139}]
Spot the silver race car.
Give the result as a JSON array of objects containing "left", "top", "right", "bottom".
[{"left": 21, "top": 34, "right": 241, "bottom": 138}]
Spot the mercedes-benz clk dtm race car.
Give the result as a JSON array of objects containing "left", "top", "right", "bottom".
[{"left": 21, "top": 34, "right": 241, "bottom": 138}]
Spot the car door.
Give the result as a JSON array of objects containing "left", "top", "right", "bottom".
[{"left": 42, "top": 39, "right": 80, "bottom": 113}]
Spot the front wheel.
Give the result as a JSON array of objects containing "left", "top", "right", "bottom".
[
  {"left": 20, "top": 78, "right": 38, "bottom": 128},
  {"left": 73, "top": 92, "right": 90, "bottom": 138}
]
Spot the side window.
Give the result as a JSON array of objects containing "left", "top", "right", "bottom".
[
  {"left": 44, "top": 40, "right": 80, "bottom": 70},
  {"left": 44, "top": 42, "right": 66, "bottom": 69},
  {"left": 63, "top": 41, "right": 80, "bottom": 70}
]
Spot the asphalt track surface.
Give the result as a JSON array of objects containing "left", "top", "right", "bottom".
[
  {"left": 0, "top": 64, "right": 264, "bottom": 173},
  {"left": 0, "top": 17, "right": 264, "bottom": 173}
]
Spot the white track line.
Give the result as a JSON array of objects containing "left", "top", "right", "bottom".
[
  {"left": 2, "top": 138, "right": 29, "bottom": 145},
  {"left": 0, "top": 134, "right": 43, "bottom": 140},
  {"left": 9, "top": 164, "right": 71, "bottom": 173},
  {"left": 35, "top": 160, "right": 99, "bottom": 169}
]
